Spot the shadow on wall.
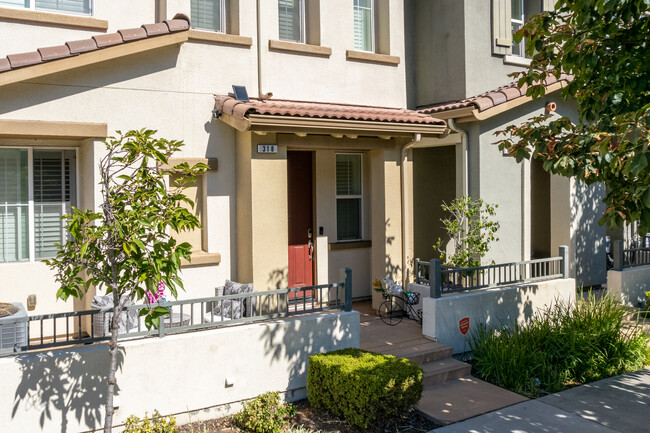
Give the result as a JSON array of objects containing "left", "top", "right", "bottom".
[
  {"left": 571, "top": 180, "right": 607, "bottom": 287},
  {"left": 12, "top": 346, "right": 124, "bottom": 433},
  {"left": 258, "top": 312, "right": 355, "bottom": 398},
  {"left": 0, "top": 46, "right": 182, "bottom": 115},
  {"left": 384, "top": 218, "right": 402, "bottom": 282}
]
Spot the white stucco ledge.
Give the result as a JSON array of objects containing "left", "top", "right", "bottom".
[
  {"left": 180, "top": 251, "right": 221, "bottom": 267},
  {"left": 607, "top": 266, "right": 650, "bottom": 306},
  {"left": 421, "top": 278, "right": 576, "bottom": 354}
]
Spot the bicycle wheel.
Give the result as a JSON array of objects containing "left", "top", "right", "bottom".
[{"left": 378, "top": 300, "right": 403, "bottom": 326}]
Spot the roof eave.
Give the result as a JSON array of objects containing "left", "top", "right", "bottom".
[{"left": 232, "top": 114, "right": 448, "bottom": 138}]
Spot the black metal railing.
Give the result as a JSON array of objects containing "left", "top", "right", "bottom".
[
  {"left": 611, "top": 239, "right": 650, "bottom": 270},
  {"left": 415, "top": 246, "right": 569, "bottom": 298},
  {"left": 0, "top": 269, "right": 352, "bottom": 356}
]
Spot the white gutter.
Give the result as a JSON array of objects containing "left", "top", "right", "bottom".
[
  {"left": 400, "top": 133, "right": 422, "bottom": 289},
  {"left": 448, "top": 118, "right": 469, "bottom": 197}
]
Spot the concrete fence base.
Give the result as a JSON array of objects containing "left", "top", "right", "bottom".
[
  {"left": 607, "top": 266, "right": 650, "bottom": 307},
  {"left": 1, "top": 310, "right": 360, "bottom": 433},
  {"left": 421, "top": 279, "right": 576, "bottom": 354}
]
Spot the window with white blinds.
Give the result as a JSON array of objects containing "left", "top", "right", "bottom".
[
  {"left": 278, "top": 0, "right": 304, "bottom": 42},
  {"left": 353, "top": 0, "right": 374, "bottom": 52},
  {"left": 0, "top": 0, "right": 92, "bottom": 15},
  {"left": 0, "top": 148, "right": 76, "bottom": 263},
  {"left": 191, "top": 0, "right": 225, "bottom": 33},
  {"left": 336, "top": 154, "right": 362, "bottom": 241}
]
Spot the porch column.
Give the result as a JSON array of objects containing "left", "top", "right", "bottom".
[{"left": 370, "top": 148, "right": 403, "bottom": 310}]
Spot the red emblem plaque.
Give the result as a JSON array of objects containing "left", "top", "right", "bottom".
[{"left": 459, "top": 317, "right": 470, "bottom": 335}]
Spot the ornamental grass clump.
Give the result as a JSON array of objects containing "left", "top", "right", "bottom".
[
  {"left": 470, "top": 293, "right": 650, "bottom": 398},
  {"left": 307, "top": 348, "right": 423, "bottom": 429}
]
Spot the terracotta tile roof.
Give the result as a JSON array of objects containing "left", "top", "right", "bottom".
[
  {"left": 418, "top": 73, "right": 573, "bottom": 115},
  {"left": 0, "top": 14, "right": 190, "bottom": 74},
  {"left": 215, "top": 95, "right": 446, "bottom": 126}
]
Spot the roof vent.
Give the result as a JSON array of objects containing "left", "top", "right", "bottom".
[{"left": 232, "top": 85, "right": 249, "bottom": 102}]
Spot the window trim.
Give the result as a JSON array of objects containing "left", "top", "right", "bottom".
[
  {"left": 0, "top": 0, "right": 93, "bottom": 16},
  {"left": 0, "top": 146, "right": 78, "bottom": 264},
  {"left": 353, "top": 0, "right": 375, "bottom": 53},
  {"left": 278, "top": 0, "right": 306, "bottom": 44},
  {"left": 335, "top": 153, "right": 364, "bottom": 242},
  {"left": 190, "top": 0, "right": 226, "bottom": 34}
]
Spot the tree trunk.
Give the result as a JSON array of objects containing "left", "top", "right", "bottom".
[{"left": 103, "top": 284, "right": 120, "bottom": 433}]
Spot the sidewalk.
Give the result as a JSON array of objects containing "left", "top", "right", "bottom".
[{"left": 433, "top": 368, "right": 650, "bottom": 433}]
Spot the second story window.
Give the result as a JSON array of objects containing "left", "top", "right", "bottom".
[
  {"left": 278, "top": 0, "right": 305, "bottom": 43},
  {"left": 0, "top": 0, "right": 92, "bottom": 15},
  {"left": 191, "top": 0, "right": 226, "bottom": 33},
  {"left": 353, "top": 0, "right": 374, "bottom": 52},
  {"left": 511, "top": 0, "right": 525, "bottom": 56}
]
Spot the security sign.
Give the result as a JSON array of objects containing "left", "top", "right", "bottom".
[{"left": 459, "top": 317, "right": 470, "bottom": 335}]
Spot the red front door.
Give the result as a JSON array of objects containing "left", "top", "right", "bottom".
[{"left": 287, "top": 151, "right": 314, "bottom": 295}]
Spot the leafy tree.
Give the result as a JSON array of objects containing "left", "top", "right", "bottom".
[
  {"left": 45, "top": 129, "right": 207, "bottom": 433},
  {"left": 495, "top": 0, "right": 650, "bottom": 231},
  {"left": 434, "top": 196, "right": 500, "bottom": 268}
]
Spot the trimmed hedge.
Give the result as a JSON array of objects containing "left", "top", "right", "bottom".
[{"left": 307, "top": 348, "right": 423, "bottom": 429}]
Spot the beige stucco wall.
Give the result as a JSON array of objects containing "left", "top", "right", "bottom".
[
  {"left": 2, "top": 310, "right": 360, "bottom": 433},
  {"left": 422, "top": 278, "right": 576, "bottom": 354}
]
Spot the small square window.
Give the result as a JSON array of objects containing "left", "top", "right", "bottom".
[{"left": 191, "top": 0, "right": 226, "bottom": 33}]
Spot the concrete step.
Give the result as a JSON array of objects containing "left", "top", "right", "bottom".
[
  {"left": 368, "top": 340, "right": 454, "bottom": 364},
  {"left": 421, "top": 358, "right": 472, "bottom": 387},
  {"left": 416, "top": 376, "right": 529, "bottom": 426}
]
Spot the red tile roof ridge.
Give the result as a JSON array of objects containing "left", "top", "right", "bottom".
[
  {"left": 0, "top": 13, "right": 190, "bottom": 74},
  {"left": 214, "top": 94, "right": 446, "bottom": 126},
  {"left": 418, "top": 74, "right": 573, "bottom": 115}
]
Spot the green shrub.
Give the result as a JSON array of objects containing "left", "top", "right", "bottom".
[
  {"left": 470, "top": 293, "right": 650, "bottom": 398},
  {"left": 123, "top": 410, "right": 177, "bottom": 433},
  {"left": 232, "top": 391, "right": 296, "bottom": 433},
  {"left": 307, "top": 348, "right": 423, "bottom": 429}
]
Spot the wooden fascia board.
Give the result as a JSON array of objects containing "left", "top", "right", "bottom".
[
  {"left": 247, "top": 114, "right": 447, "bottom": 137},
  {"left": 420, "top": 106, "right": 475, "bottom": 120},
  {"left": 0, "top": 31, "right": 189, "bottom": 88},
  {"left": 0, "top": 119, "right": 107, "bottom": 139},
  {"left": 219, "top": 112, "right": 252, "bottom": 132}
]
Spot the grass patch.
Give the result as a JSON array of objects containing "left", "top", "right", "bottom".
[{"left": 469, "top": 292, "right": 650, "bottom": 398}]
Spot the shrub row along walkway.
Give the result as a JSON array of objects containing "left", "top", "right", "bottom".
[
  {"left": 355, "top": 301, "right": 527, "bottom": 425},
  {"left": 435, "top": 368, "right": 650, "bottom": 433}
]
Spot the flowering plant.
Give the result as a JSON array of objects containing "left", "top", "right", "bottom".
[{"left": 146, "top": 281, "right": 166, "bottom": 305}]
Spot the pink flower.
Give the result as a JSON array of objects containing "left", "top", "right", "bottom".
[{"left": 146, "top": 281, "right": 166, "bottom": 304}]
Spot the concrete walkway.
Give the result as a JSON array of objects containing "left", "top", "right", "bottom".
[{"left": 433, "top": 368, "right": 650, "bottom": 433}]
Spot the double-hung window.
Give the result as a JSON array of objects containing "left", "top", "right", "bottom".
[
  {"left": 278, "top": 0, "right": 305, "bottom": 43},
  {"left": 0, "top": 148, "right": 76, "bottom": 263},
  {"left": 0, "top": 0, "right": 92, "bottom": 15},
  {"left": 191, "top": 0, "right": 226, "bottom": 33},
  {"left": 336, "top": 154, "right": 362, "bottom": 241},
  {"left": 353, "top": 0, "right": 374, "bottom": 52},
  {"left": 511, "top": 0, "right": 525, "bottom": 56}
]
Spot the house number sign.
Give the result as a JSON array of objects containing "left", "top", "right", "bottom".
[{"left": 257, "top": 144, "right": 278, "bottom": 154}]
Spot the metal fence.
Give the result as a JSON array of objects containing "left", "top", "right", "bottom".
[
  {"left": 415, "top": 246, "right": 569, "bottom": 298},
  {"left": 0, "top": 269, "right": 352, "bottom": 356},
  {"left": 611, "top": 239, "right": 650, "bottom": 270}
]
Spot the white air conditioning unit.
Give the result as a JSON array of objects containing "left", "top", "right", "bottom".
[{"left": 0, "top": 302, "right": 28, "bottom": 354}]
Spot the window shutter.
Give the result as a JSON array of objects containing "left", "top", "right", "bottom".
[
  {"left": 33, "top": 150, "right": 75, "bottom": 260},
  {"left": 0, "top": 149, "right": 29, "bottom": 263},
  {"left": 191, "top": 0, "right": 223, "bottom": 32},
  {"left": 35, "top": 0, "right": 91, "bottom": 15},
  {"left": 492, "top": 0, "right": 512, "bottom": 55}
]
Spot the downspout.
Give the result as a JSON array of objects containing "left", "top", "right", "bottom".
[
  {"left": 256, "top": 0, "right": 263, "bottom": 98},
  {"left": 400, "top": 133, "right": 422, "bottom": 289},
  {"left": 448, "top": 118, "right": 469, "bottom": 197}
]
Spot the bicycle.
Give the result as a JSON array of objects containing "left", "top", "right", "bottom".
[{"left": 377, "top": 290, "right": 423, "bottom": 326}]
